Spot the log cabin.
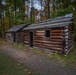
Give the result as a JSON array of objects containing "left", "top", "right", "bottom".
[
  {"left": 23, "top": 14, "right": 74, "bottom": 54},
  {"left": 5, "top": 24, "right": 29, "bottom": 43}
]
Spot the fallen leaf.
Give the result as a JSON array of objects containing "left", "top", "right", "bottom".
[
  {"left": 18, "top": 63, "right": 20, "bottom": 66},
  {"left": 24, "top": 69, "right": 28, "bottom": 71},
  {"left": 28, "top": 72, "right": 32, "bottom": 75}
]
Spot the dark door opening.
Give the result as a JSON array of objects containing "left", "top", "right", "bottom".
[
  {"left": 29, "top": 32, "right": 33, "bottom": 47},
  {"left": 13, "top": 33, "right": 15, "bottom": 43}
]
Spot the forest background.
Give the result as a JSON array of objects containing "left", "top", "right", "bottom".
[{"left": 0, "top": 0, "right": 76, "bottom": 39}]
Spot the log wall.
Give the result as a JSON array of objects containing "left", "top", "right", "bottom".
[
  {"left": 23, "top": 25, "right": 74, "bottom": 53},
  {"left": 63, "top": 24, "right": 74, "bottom": 53},
  {"left": 15, "top": 31, "right": 25, "bottom": 43},
  {"left": 24, "top": 31, "right": 29, "bottom": 45},
  {"left": 5, "top": 32, "right": 14, "bottom": 42},
  {"left": 33, "top": 28, "right": 64, "bottom": 52}
]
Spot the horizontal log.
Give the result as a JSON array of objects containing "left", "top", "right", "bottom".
[
  {"left": 50, "top": 33, "right": 63, "bottom": 36},
  {"left": 33, "top": 43, "right": 42, "bottom": 46},
  {"left": 34, "top": 35, "right": 64, "bottom": 39},
  {"left": 24, "top": 40, "right": 28, "bottom": 41},
  {"left": 24, "top": 36, "right": 28, "bottom": 38},
  {"left": 35, "top": 45, "right": 63, "bottom": 50},
  {"left": 34, "top": 31, "right": 44, "bottom": 33},
  {"left": 24, "top": 41, "right": 28, "bottom": 43},
  {"left": 34, "top": 38, "right": 63, "bottom": 42},
  {"left": 24, "top": 43, "right": 29, "bottom": 45},
  {"left": 33, "top": 41, "right": 63, "bottom": 45},
  {"left": 34, "top": 36, "right": 44, "bottom": 38},
  {"left": 34, "top": 44, "right": 63, "bottom": 51},
  {"left": 34, "top": 34, "right": 44, "bottom": 36},
  {"left": 24, "top": 41, "right": 28, "bottom": 44},
  {"left": 35, "top": 30, "right": 45, "bottom": 33},
  {"left": 24, "top": 40, "right": 28, "bottom": 43},
  {"left": 24, "top": 41, "right": 28, "bottom": 42},
  {"left": 50, "top": 47, "right": 63, "bottom": 51},
  {"left": 51, "top": 30, "right": 63, "bottom": 33},
  {"left": 51, "top": 36, "right": 63, "bottom": 39},
  {"left": 46, "top": 38, "right": 63, "bottom": 41},
  {"left": 41, "top": 44, "right": 62, "bottom": 48},
  {"left": 34, "top": 42, "right": 62, "bottom": 47}
]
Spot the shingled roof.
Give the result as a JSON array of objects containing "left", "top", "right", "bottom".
[
  {"left": 6, "top": 24, "right": 30, "bottom": 32},
  {"left": 23, "top": 14, "right": 73, "bottom": 31}
]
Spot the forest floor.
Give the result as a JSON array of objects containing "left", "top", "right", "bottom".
[{"left": 0, "top": 39, "right": 76, "bottom": 75}]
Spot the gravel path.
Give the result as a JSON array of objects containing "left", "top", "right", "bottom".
[{"left": 0, "top": 41, "right": 76, "bottom": 75}]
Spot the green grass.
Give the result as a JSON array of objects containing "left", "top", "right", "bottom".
[
  {"left": 13, "top": 43, "right": 29, "bottom": 50},
  {"left": 13, "top": 43, "right": 26, "bottom": 49},
  {"left": 47, "top": 43, "right": 76, "bottom": 66},
  {"left": 0, "top": 51, "right": 40, "bottom": 75}
]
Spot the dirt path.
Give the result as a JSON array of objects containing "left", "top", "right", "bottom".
[{"left": 0, "top": 41, "right": 76, "bottom": 75}]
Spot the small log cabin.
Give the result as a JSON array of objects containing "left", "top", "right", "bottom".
[
  {"left": 23, "top": 14, "right": 74, "bottom": 54},
  {"left": 5, "top": 24, "right": 29, "bottom": 43}
]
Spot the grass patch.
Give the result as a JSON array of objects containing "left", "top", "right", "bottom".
[
  {"left": 0, "top": 51, "right": 40, "bottom": 75},
  {"left": 32, "top": 48, "right": 46, "bottom": 54},
  {"left": 13, "top": 43, "right": 26, "bottom": 49},
  {"left": 13, "top": 43, "right": 30, "bottom": 51},
  {"left": 0, "top": 38, "right": 6, "bottom": 45},
  {"left": 48, "top": 43, "right": 76, "bottom": 66}
]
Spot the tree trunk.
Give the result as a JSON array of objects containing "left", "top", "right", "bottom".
[
  {"left": 47, "top": 0, "right": 50, "bottom": 19},
  {"left": 14, "top": 0, "right": 16, "bottom": 25},
  {"left": 30, "top": 0, "right": 33, "bottom": 23},
  {"left": 22, "top": 0, "right": 25, "bottom": 21}
]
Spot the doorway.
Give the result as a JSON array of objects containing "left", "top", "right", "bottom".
[
  {"left": 13, "top": 33, "right": 15, "bottom": 43},
  {"left": 29, "top": 32, "right": 33, "bottom": 47}
]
